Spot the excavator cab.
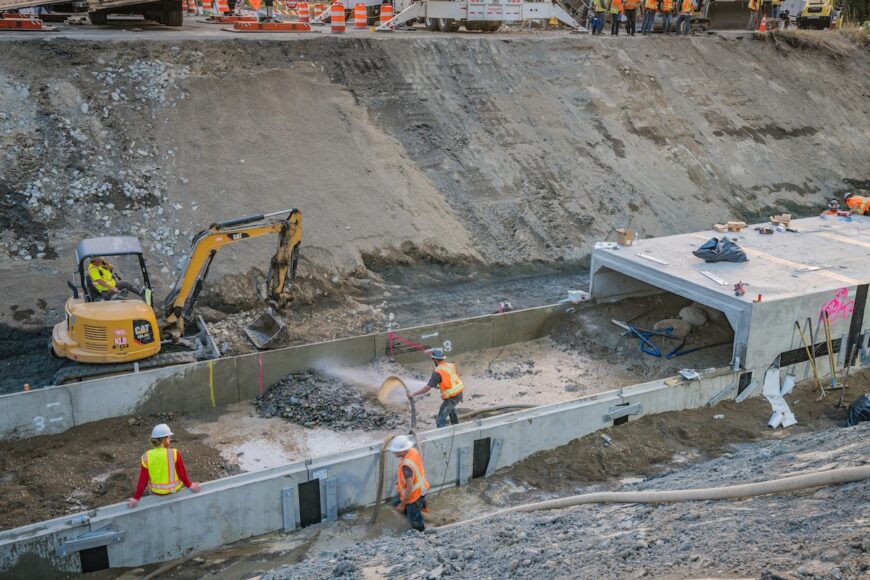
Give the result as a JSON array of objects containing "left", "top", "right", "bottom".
[{"left": 52, "top": 237, "right": 162, "bottom": 363}]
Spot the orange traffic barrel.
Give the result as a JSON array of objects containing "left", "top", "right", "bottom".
[
  {"left": 379, "top": 1, "right": 393, "bottom": 28},
  {"left": 354, "top": 2, "right": 367, "bottom": 28},
  {"left": 331, "top": 0, "right": 346, "bottom": 32},
  {"left": 298, "top": 1, "right": 310, "bottom": 22}
]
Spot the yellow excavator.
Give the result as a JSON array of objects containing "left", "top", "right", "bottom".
[{"left": 50, "top": 209, "right": 301, "bottom": 383}]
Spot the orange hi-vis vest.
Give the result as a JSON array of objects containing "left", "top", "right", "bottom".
[
  {"left": 661, "top": 0, "right": 673, "bottom": 11},
  {"left": 846, "top": 195, "right": 870, "bottom": 215},
  {"left": 396, "top": 447, "right": 430, "bottom": 503},
  {"left": 141, "top": 447, "right": 183, "bottom": 495},
  {"left": 681, "top": 0, "right": 693, "bottom": 13},
  {"left": 609, "top": 0, "right": 624, "bottom": 13},
  {"left": 435, "top": 362, "right": 464, "bottom": 400},
  {"left": 644, "top": 0, "right": 657, "bottom": 10},
  {"left": 624, "top": 0, "right": 638, "bottom": 9}
]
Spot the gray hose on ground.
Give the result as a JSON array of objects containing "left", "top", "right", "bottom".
[{"left": 438, "top": 465, "right": 870, "bottom": 531}]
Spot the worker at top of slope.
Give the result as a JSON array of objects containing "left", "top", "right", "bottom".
[
  {"left": 88, "top": 257, "right": 136, "bottom": 300},
  {"left": 407, "top": 349, "right": 465, "bottom": 428},
  {"left": 389, "top": 435, "right": 430, "bottom": 531},
  {"left": 845, "top": 193, "right": 870, "bottom": 215},
  {"left": 127, "top": 423, "right": 202, "bottom": 509}
]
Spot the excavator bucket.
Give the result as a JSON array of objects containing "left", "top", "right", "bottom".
[{"left": 244, "top": 307, "right": 289, "bottom": 350}]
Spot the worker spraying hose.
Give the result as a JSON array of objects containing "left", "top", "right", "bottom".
[{"left": 407, "top": 349, "right": 465, "bottom": 428}]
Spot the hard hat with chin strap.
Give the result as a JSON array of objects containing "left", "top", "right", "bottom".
[
  {"left": 151, "top": 423, "right": 174, "bottom": 439},
  {"left": 389, "top": 435, "right": 414, "bottom": 453}
]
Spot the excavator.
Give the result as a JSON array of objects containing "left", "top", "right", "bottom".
[{"left": 50, "top": 209, "right": 301, "bottom": 383}]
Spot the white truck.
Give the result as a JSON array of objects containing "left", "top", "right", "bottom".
[{"left": 378, "top": 0, "right": 583, "bottom": 31}]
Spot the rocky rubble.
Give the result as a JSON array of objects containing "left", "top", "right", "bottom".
[
  {"left": 0, "top": 55, "right": 193, "bottom": 272},
  {"left": 260, "top": 423, "right": 870, "bottom": 579},
  {"left": 256, "top": 370, "right": 404, "bottom": 431}
]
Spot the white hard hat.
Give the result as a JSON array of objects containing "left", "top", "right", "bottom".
[
  {"left": 151, "top": 423, "right": 173, "bottom": 439},
  {"left": 389, "top": 435, "right": 414, "bottom": 453}
]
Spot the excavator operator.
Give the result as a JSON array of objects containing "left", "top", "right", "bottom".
[{"left": 88, "top": 257, "right": 136, "bottom": 300}]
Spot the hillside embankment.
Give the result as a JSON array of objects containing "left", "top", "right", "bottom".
[{"left": 1, "top": 33, "right": 868, "bottom": 387}]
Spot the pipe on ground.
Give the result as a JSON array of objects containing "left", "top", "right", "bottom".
[{"left": 437, "top": 465, "right": 870, "bottom": 530}]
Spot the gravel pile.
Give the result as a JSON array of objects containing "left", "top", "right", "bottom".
[
  {"left": 259, "top": 423, "right": 870, "bottom": 579},
  {"left": 1, "top": 54, "right": 193, "bottom": 273},
  {"left": 256, "top": 370, "right": 404, "bottom": 431}
]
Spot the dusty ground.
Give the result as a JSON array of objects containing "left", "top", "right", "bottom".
[
  {"left": 1, "top": 30, "right": 868, "bottom": 389},
  {"left": 108, "top": 374, "right": 869, "bottom": 580},
  {"left": 553, "top": 293, "right": 736, "bottom": 378},
  {"left": 0, "top": 414, "right": 238, "bottom": 530}
]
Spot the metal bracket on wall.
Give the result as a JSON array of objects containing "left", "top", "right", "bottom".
[
  {"left": 837, "top": 334, "right": 848, "bottom": 366},
  {"left": 457, "top": 446, "right": 470, "bottom": 486},
  {"left": 735, "top": 380, "right": 759, "bottom": 403},
  {"left": 323, "top": 478, "right": 338, "bottom": 522},
  {"left": 862, "top": 330, "right": 870, "bottom": 364},
  {"left": 604, "top": 403, "right": 642, "bottom": 422},
  {"left": 484, "top": 438, "right": 503, "bottom": 477},
  {"left": 707, "top": 380, "right": 738, "bottom": 407},
  {"left": 56, "top": 526, "right": 125, "bottom": 557},
  {"left": 281, "top": 487, "right": 299, "bottom": 532}
]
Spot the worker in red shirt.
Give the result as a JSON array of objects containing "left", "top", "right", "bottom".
[{"left": 127, "top": 423, "right": 201, "bottom": 509}]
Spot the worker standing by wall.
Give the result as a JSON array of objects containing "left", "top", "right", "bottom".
[
  {"left": 640, "top": 0, "right": 657, "bottom": 35},
  {"left": 623, "top": 0, "right": 639, "bottom": 35},
  {"left": 127, "top": 424, "right": 202, "bottom": 508},
  {"left": 408, "top": 349, "right": 465, "bottom": 428},
  {"left": 661, "top": 0, "right": 675, "bottom": 34},
  {"left": 609, "top": 0, "right": 625, "bottom": 35},
  {"left": 845, "top": 193, "right": 870, "bottom": 215},
  {"left": 389, "top": 435, "right": 430, "bottom": 531},
  {"left": 675, "top": 0, "right": 694, "bottom": 35},
  {"left": 591, "top": 0, "right": 608, "bottom": 34}
]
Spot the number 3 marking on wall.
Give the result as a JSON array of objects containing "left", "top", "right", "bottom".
[{"left": 442, "top": 340, "right": 452, "bottom": 353}]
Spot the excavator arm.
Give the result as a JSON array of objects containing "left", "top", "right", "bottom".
[{"left": 162, "top": 209, "right": 301, "bottom": 341}]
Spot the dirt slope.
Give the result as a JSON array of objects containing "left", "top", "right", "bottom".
[{"left": 1, "top": 34, "right": 868, "bottom": 335}]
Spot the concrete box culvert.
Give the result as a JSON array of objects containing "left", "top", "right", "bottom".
[{"left": 0, "top": 367, "right": 741, "bottom": 573}]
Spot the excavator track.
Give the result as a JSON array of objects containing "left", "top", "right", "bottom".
[{"left": 51, "top": 350, "right": 205, "bottom": 385}]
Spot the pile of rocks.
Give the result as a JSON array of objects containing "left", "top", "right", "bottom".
[{"left": 256, "top": 370, "right": 405, "bottom": 431}]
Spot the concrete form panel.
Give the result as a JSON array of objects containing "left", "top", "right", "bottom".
[
  {"left": 0, "top": 385, "right": 74, "bottom": 440},
  {"left": 0, "top": 367, "right": 779, "bottom": 572}
]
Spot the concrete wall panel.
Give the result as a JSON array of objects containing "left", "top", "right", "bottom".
[{"left": 0, "top": 386, "right": 74, "bottom": 440}]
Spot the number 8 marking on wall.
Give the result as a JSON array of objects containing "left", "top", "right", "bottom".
[
  {"left": 442, "top": 340, "right": 452, "bottom": 353},
  {"left": 33, "top": 415, "right": 45, "bottom": 432}
]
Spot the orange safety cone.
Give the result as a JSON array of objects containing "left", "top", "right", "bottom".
[
  {"left": 759, "top": 15, "right": 767, "bottom": 32},
  {"left": 330, "top": 0, "right": 345, "bottom": 32},
  {"left": 354, "top": 2, "right": 367, "bottom": 28},
  {"left": 298, "top": 1, "right": 309, "bottom": 21},
  {"left": 379, "top": 0, "right": 393, "bottom": 28}
]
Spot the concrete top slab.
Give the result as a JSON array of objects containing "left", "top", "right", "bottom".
[{"left": 593, "top": 216, "right": 870, "bottom": 306}]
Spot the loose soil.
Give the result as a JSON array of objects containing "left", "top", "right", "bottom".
[
  {"left": 0, "top": 414, "right": 238, "bottom": 531},
  {"left": 118, "top": 373, "right": 870, "bottom": 580}
]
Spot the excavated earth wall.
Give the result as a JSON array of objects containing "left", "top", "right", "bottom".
[{"left": 0, "top": 34, "right": 868, "bottom": 329}]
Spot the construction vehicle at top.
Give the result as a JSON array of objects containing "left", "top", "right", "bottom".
[
  {"left": 797, "top": 0, "right": 844, "bottom": 29},
  {"left": 0, "top": 0, "right": 184, "bottom": 26},
  {"left": 50, "top": 209, "right": 301, "bottom": 383},
  {"left": 377, "top": 0, "right": 583, "bottom": 31}
]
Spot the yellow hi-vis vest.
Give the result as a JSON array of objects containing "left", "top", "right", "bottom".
[
  {"left": 435, "top": 362, "right": 464, "bottom": 400},
  {"left": 846, "top": 195, "right": 870, "bottom": 215},
  {"left": 141, "top": 447, "right": 183, "bottom": 495},
  {"left": 88, "top": 263, "right": 116, "bottom": 292}
]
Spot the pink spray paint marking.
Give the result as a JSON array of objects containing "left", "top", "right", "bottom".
[{"left": 819, "top": 288, "right": 855, "bottom": 323}]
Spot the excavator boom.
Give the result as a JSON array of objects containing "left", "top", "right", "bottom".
[{"left": 162, "top": 209, "right": 302, "bottom": 340}]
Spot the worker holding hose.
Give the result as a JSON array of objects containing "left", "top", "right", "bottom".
[
  {"left": 408, "top": 349, "right": 465, "bottom": 428},
  {"left": 389, "top": 435, "right": 430, "bottom": 531}
]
